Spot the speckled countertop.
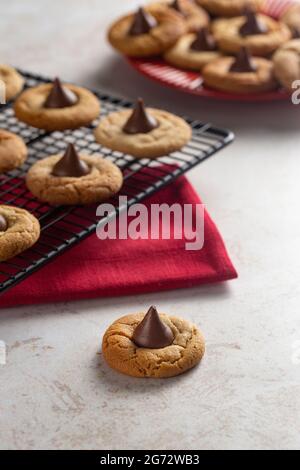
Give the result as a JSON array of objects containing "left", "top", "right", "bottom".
[{"left": 0, "top": 0, "right": 300, "bottom": 450}]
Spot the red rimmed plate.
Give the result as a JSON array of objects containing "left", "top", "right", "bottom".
[{"left": 126, "top": 0, "right": 296, "bottom": 102}]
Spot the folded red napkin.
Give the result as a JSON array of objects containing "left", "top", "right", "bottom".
[{"left": 0, "top": 175, "right": 237, "bottom": 308}]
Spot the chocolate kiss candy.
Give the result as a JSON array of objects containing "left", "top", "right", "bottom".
[
  {"left": 229, "top": 47, "right": 257, "bottom": 73},
  {"left": 132, "top": 306, "right": 174, "bottom": 349},
  {"left": 129, "top": 7, "right": 157, "bottom": 36},
  {"left": 170, "top": 0, "right": 186, "bottom": 17},
  {"left": 123, "top": 98, "right": 158, "bottom": 134},
  {"left": 292, "top": 27, "right": 300, "bottom": 39},
  {"left": 190, "top": 27, "right": 216, "bottom": 52},
  {"left": 239, "top": 9, "right": 267, "bottom": 36},
  {"left": 52, "top": 143, "right": 90, "bottom": 177},
  {"left": 0, "top": 214, "right": 8, "bottom": 232},
  {"left": 44, "top": 78, "right": 77, "bottom": 109}
]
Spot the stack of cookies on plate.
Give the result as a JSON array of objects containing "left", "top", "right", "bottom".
[
  {"left": 0, "top": 67, "right": 192, "bottom": 262},
  {"left": 108, "top": 0, "right": 300, "bottom": 95}
]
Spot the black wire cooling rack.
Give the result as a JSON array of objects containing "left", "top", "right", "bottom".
[{"left": 0, "top": 70, "right": 234, "bottom": 299}]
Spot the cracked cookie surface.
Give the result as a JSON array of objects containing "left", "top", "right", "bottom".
[
  {"left": 26, "top": 153, "right": 123, "bottom": 205},
  {"left": 14, "top": 83, "right": 100, "bottom": 131},
  {"left": 0, "top": 129, "right": 27, "bottom": 174},
  {"left": 0, "top": 64, "right": 24, "bottom": 101},
  {"left": 94, "top": 108, "right": 192, "bottom": 159},
  {"left": 102, "top": 313, "right": 205, "bottom": 378},
  {"left": 108, "top": 4, "right": 186, "bottom": 57},
  {"left": 0, "top": 205, "right": 40, "bottom": 262}
]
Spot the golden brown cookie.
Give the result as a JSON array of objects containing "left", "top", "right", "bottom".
[
  {"left": 273, "top": 39, "right": 300, "bottom": 93},
  {"left": 212, "top": 14, "right": 291, "bottom": 56},
  {"left": 108, "top": 4, "right": 186, "bottom": 57},
  {"left": 152, "top": 0, "right": 209, "bottom": 33},
  {"left": 0, "top": 65, "right": 24, "bottom": 102},
  {"left": 14, "top": 80, "right": 100, "bottom": 131},
  {"left": 164, "top": 30, "right": 222, "bottom": 70},
  {"left": 202, "top": 53, "right": 278, "bottom": 93},
  {"left": 102, "top": 310, "right": 205, "bottom": 378},
  {"left": 26, "top": 146, "right": 123, "bottom": 206},
  {"left": 0, "top": 205, "right": 40, "bottom": 262},
  {"left": 94, "top": 100, "right": 192, "bottom": 159},
  {"left": 196, "top": 0, "right": 261, "bottom": 17},
  {"left": 281, "top": 3, "right": 300, "bottom": 38},
  {"left": 0, "top": 130, "right": 27, "bottom": 173}
]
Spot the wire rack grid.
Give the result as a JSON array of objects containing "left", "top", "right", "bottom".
[{"left": 0, "top": 70, "right": 234, "bottom": 298}]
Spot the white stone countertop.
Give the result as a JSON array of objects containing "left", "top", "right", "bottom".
[{"left": 0, "top": 0, "right": 300, "bottom": 450}]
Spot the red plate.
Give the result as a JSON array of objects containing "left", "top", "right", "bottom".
[{"left": 126, "top": 0, "right": 295, "bottom": 102}]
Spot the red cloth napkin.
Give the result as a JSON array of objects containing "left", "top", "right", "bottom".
[{"left": 0, "top": 175, "right": 237, "bottom": 308}]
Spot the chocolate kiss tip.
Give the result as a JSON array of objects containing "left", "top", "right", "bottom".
[
  {"left": 123, "top": 98, "right": 158, "bottom": 134},
  {"left": 0, "top": 214, "right": 8, "bottom": 232},
  {"left": 229, "top": 47, "right": 257, "bottom": 73},
  {"left": 129, "top": 7, "right": 157, "bottom": 36},
  {"left": 52, "top": 143, "right": 90, "bottom": 178},
  {"left": 44, "top": 77, "right": 77, "bottom": 109},
  {"left": 190, "top": 27, "right": 216, "bottom": 52},
  {"left": 239, "top": 8, "right": 267, "bottom": 37},
  {"left": 132, "top": 306, "right": 174, "bottom": 349},
  {"left": 171, "top": 0, "right": 183, "bottom": 12}
]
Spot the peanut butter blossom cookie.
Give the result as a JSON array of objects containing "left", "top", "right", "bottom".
[
  {"left": 164, "top": 27, "right": 222, "bottom": 70},
  {"left": 0, "top": 130, "right": 27, "bottom": 173},
  {"left": 94, "top": 98, "right": 191, "bottom": 159},
  {"left": 153, "top": 0, "right": 209, "bottom": 33},
  {"left": 102, "top": 306, "right": 205, "bottom": 378},
  {"left": 196, "top": 0, "right": 261, "bottom": 17},
  {"left": 0, "top": 205, "right": 40, "bottom": 262},
  {"left": 0, "top": 64, "right": 24, "bottom": 101},
  {"left": 108, "top": 4, "right": 186, "bottom": 57},
  {"left": 212, "top": 8, "right": 291, "bottom": 56},
  {"left": 202, "top": 46, "right": 277, "bottom": 93},
  {"left": 281, "top": 4, "right": 300, "bottom": 39},
  {"left": 273, "top": 39, "right": 300, "bottom": 93},
  {"left": 14, "top": 78, "right": 100, "bottom": 131},
  {"left": 26, "top": 143, "right": 123, "bottom": 205}
]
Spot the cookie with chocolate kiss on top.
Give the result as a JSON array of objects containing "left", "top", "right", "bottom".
[
  {"left": 212, "top": 9, "right": 291, "bottom": 56},
  {"left": 14, "top": 78, "right": 100, "bottom": 131},
  {"left": 151, "top": 0, "right": 209, "bottom": 33},
  {"left": 164, "top": 27, "right": 222, "bottom": 71},
  {"left": 26, "top": 144, "right": 123, "bottom": 205},
  {"left": 107, "top": 4, "right": 186, "bottom": 57},
  {"left": 102, "top": 306, "right": 205, "bottom": 378},
  {"left": 202, "top": 47, "right": 278, "bottom": 94},
  {"left": 94, "top": 98, "right": 191, "bottom": 159}
]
